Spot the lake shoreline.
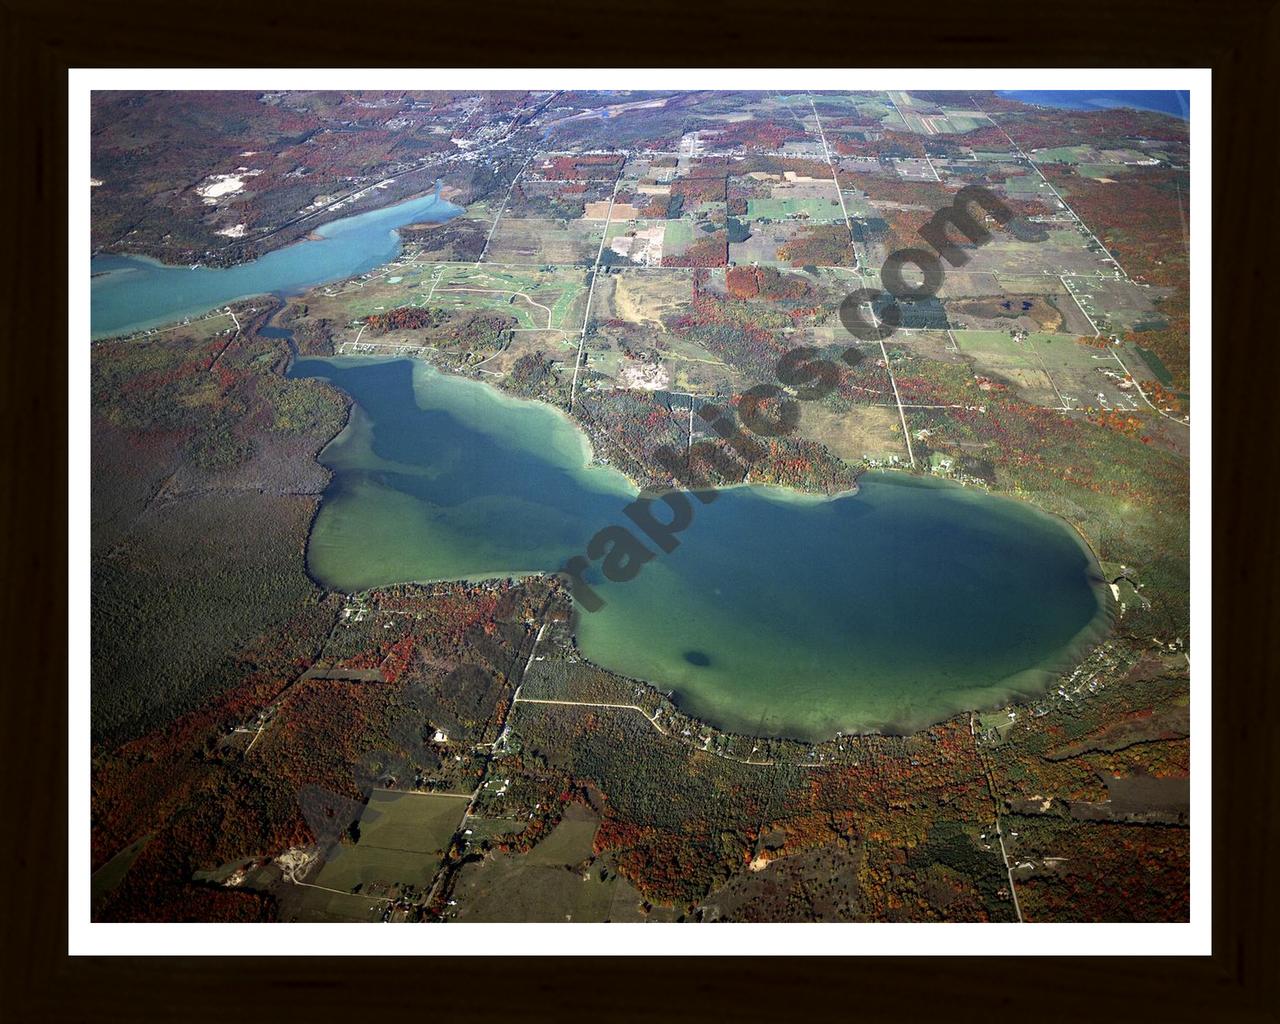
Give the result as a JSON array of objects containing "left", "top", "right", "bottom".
[
  {"left": 92, "top": 183, "right": 457, "bottom": 273},
  {"left": 108, "top": 263, "right": 1117, "bottom": 744},
  {"left": 91, "top": 186, "right": 461, "bottom": 339},
  {"left": 290, "top": 355, "right": 1116, "bottom": 741}
]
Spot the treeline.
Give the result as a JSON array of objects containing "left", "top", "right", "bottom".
[
  {"left": 725, "top": 265, "right": 812, "bottom": 302},
  {"left": 512, "top": 685, "right": 1013, "bottom": 916},
  {"left": 1007, "top": 816, "right": 1190, "bottom": 922},
  {"left": 662, "top": 233, "right": 728, "bottom": 268},
  {"left": 574, "top": 388, "right": 688, "bottom": 487},
  {"left": 670, "top": 175, "right": 727, "bottom": 205},
  {"left": 400, "top": 217, "right": 488, "bottom": 262},
  {"left": 991, "top": 104, "right": 1189, "bottom": 151},
  {"left": 708, "top": 118, "right": 809, "bottom": 150},
  {"left": 542, "top": 154, "right": 625, "bottom": 181},
  {"left": 505, "top": 351, "right": 559, "bottom": 399},
  {"left": 91, "top": 90, "right": 474, "bottom": 261},
  {"left": 364, "top": 305, "right": 518, "bottom": 353},
  {"left": 776, "top": 223, "right": 856, "bottom": 266},
  {"left": 832, "top": 130, "right": 927, "bottom": 159},
  {"left": 365, "top": 306, "right": 449, "bottom": 332}
]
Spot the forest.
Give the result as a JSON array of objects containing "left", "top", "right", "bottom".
[{"left": 91, "top": 302, "right": 346, "bottom": 743}]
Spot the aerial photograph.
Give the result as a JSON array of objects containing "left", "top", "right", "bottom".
[{"left": 87, "top": 84, "right": 1193, "bottom": 927}]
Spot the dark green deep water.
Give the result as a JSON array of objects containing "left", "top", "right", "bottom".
[{"left": 289, "top": 356, "right": 1112, "bottom": 740}]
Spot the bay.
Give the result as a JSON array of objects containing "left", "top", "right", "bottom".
[{"left": 90, "top": 185, "right": 461, "bottom": 339}]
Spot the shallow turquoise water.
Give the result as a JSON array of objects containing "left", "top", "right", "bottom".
[
  {"left": 90, "top": 187, "right": 461, "bottom": 338},
  {"left": 288, "top": 356, "right": 1112, "bottom": 740}
]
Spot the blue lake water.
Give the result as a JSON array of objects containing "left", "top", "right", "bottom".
[
  {"left": 287, "top": 356, "right": 1113, "bottom": 740},
  {"left": 998, "top": 90, "right": 1190, "bottom": 121},
  {"left": 90, "top": 186, "right": 461, "bottom": 339}
]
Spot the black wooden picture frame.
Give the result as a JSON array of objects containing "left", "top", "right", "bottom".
[{"left": 3, "top": 0, "right": 1274, "bottom": 1017}]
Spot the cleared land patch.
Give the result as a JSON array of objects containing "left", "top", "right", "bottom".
[
  {"left": 485, "top": 216, "right": 603, "bottom": 265},
  {"left": 797, "top": 402, "right": 905, "bottom": 464},
  {"left": 746, "top": 196, "right": 845, "bottom": 223},
  {"left": 310, "top": 789, "right": 467, "bottom": 895},
  {"left": 450, "top": 803, "right": 673, "bottom": 922}
]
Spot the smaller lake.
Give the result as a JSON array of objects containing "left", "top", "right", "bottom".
[
  {"left": 288, "top": 356, "right": 1113, "bottom": 740},
  {"left": 90, "top": 185, "right": 461, "bottom": 338}
]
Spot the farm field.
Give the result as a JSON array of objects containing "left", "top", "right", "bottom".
[
  {"left": 486, "top": 216, "right": 603, "bottom": 265},
  {"left": 746, "top": 196, "right": 845, "bottom": 222},
  {"left": 310, "top": 790, "right": 469, "bottom": 894},
  {"left": 450, "top": 803, "right": 678, "bottom": 922},
  {"left": 796, "top": 401, "right": 906, "bottom": 464},
  {"left": 950, "top": 330, "right": 1154, "bottom": 413},
  {"left": 660, "top": 218, "right": 699, "bottom": 256}
]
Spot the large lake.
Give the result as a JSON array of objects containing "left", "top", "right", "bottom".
[
  {"left": 997, "top": 90, "right": 1190, "bottom": 121},
  {"left": 90, "top": 186, "right": 461, "bottom": 338},
  {"left": 288, "top": 356, "right": 1112, "bottom": 740}
]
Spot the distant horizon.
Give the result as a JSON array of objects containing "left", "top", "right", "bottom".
[{"left": 998, "top": 89, "right": 1190, "bottom": 121}]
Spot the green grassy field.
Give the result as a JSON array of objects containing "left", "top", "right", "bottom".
[
  {"left": 521, "top": 805, "right": 600, "bottom": 866},
  {"left": 852, "top": 98, "right": 896, "bottom": 121},
  {"left": 1026, "top": 333, "right": 1114, "bottom": 370},
  {"left": 952, "top": 329, "right": 1043, "bottom": 369},
  {"left": 950, "top": 331, "right": 1145, "bottom": 411},
  {"left": 450, "top": 854, "right": 620, "bottom": 921},
  {"left": 310, "top": 790, "right": 468, "bottom": 893},
  {"left": 310, "top": 264, "right": 589, "bottom": 335},
  {"left": 283, "top": 886, "right": 387, "bottom": 922},
  {"left": 747, "top": 197, "right": 843, "bottom": 222},
  {"left": 1075, "top": 163, "right": 1126, "bottom": 180},
  {"left": 661, "top": 218, "right": 697, "bottom": 254},
  {"left": 939, "top": 111, "right": 990, "bottom": 132},
  {"left": 432, "top": 266, "right": 585, "bottom": 330},
  {"left": 449, "top": 802, "right": 675, "bottom": 921},
  {"left": 1003, "top": 174, "right": 1045, "bottom": 194},
  {"left": 953, "top": 330, "right": 1116, "bottom": 376},
  {"left": 1031, "top": 145, "right": 1095, "bottom": 164},
  {"left": 842, "top": 191, "right": 877, "bottom": 218}
]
